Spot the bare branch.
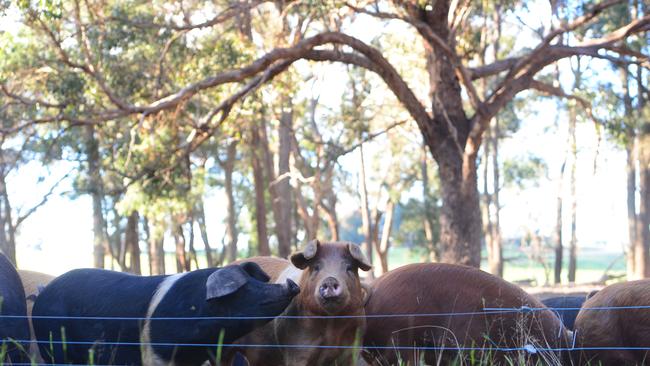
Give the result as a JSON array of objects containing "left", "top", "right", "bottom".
[
  {"left": 327, "top": 119, "right": 411, "bottom": 161},
  {"left": 14, "top": 168, "right": 73, "bottom": 228},
  {"left": 529, "top": 79, "right": 603, "bottom": 125},
  {"left": 1, "top": 83, "right": 65, "bottom": 109},
  {"left": 469, "top": 2, "right": 646, "bottom": 81},
  {"left": 468, "top": 58, "right": 519, "bottom": 80}
]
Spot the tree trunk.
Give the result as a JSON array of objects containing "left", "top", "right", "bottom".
[
  {"left": 0, "top": 169, "right": 16, "bottom": 264},
  {"left": 110, "top": 207, "right": 125, "bottom": 270},
  {"left": 223, "top": 140, "right": 239, "bottom": 263},
  {"left": 149, "top": 220, "right": 165, "bottom": 275},
  {"left": 636, "top": 63, "right": 650, "bottom": 278},
  {"left": 421, "top": 141, "right": 438, "bottom": 262},
  {"left": 276, "top": 104, "right": 293, "bottom": 258},
  {"left": 85, "top": 124, "right": 107, "bottom": 268},
  {"left": 435, "top": 151, "right": 483, "bottom": 267},
  {"left": 483, "top": 125, "right": 495, "bottom": 274},
  {"left": 187, "top": 215, "right": 199, "bottom": 269},
  {"left": 637, "top": 141, "right": 650, "bottom": 279},
  {"left": 375, "top": 199, "right": 395, "bottom": 274},
  {"left": 174, "top": 222, "right": 189, "bottom": 272},
  {"left": 195, "top": 199, "right": 214, "bottom": 267},
  {"left": 622, "top": 65, "right": 638, "bottom": 279},
  {"left": 490, "top": 117, "right": 503, "bottom": 277},
  {"left": 295, "top": 185, "right": 317, "bottom": 240},
  {"left": 358, "top": 143, "right": 374, "bottom": 277},
  {"left": 420, "top": 2, "right": 481, "bottom": 267},
  {"left": 125, "top": 210, "right": 140, "bottom": 274},
  {"left": 250, "top": 125, "right": 271, "bottom": 256},
  {"left": 320, "top": 201, "right": 340, "bottom": 242},
  {"left": 567, "top": 101, "right": 578, "bottom": 283},
  {"left": 554, "top": 158, "right": 567, "bottom": 284}
]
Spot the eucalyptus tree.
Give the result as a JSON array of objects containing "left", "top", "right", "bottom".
[{"left": 3, "top": 0, "right": 648, "bottom": 268}]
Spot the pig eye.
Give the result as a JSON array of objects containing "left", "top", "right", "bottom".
[
  {"left": 313, "top": 264, "right": 321, "bottom": 272},
  {"left": 346, "top": 264, "right": 354, "bottom": 272}
]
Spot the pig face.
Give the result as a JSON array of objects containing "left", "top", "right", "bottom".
[
  {"left": 291, "top": 240, "right": 371, "bottom": 315},
  {"left": 205, "top": 262, "right": 300, "bottom": 340}
]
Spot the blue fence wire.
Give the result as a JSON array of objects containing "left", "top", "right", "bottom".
[
  {"left": 5, "top": 304, "right": 650, "bottom": 365},
  {"left": 1, "top": 303, "right": 650, "bottom": 320}
]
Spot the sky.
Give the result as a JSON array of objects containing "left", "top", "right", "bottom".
[{"left": 3, "top": 1, "right": 632, "bottom": 275}]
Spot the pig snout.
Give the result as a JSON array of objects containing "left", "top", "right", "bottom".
[
  {"left": 319, "top": 277, "right": 342, "bottom": 300},
  {"left": 286, "top": 279, "right": 300, "bottom": 296}
]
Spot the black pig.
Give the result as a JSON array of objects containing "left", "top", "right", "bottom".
[
  {"left": 33, "top": 262, "right": 299, "bottom": 365},
  {"left": 541, "top": 295, "right": 591, "bottom": 330},
  {"left": 0, "top": 253, "right": 31, "bottom": 365}
]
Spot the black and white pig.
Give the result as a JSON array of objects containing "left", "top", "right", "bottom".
[
  {"left": 32, "top": 262, "right": 299, "bottom": 365},
  {"left": 0, "top": 253, "right": 31, "bottom": 365}
]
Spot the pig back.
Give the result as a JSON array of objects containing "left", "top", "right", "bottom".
[
  {"left": 363, "top": 263, "right": 569, "bottom": 365},
  {"left": 574, "top": 279, "right": 650, "bottom": 365}
]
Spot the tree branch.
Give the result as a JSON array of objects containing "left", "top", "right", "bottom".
[
  {"left": 529, "top": 79, "right": 604, "bottom": 125},
  {"left": 14, "top": 169, "right": 73, "bottom": 228}
]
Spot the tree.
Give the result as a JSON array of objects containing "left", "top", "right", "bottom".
[{"left": 4, "top": 0, "right": 648, "bottom": 267}]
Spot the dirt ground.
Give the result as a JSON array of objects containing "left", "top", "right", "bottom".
[{"left": 523, "top": 284, "right": 605, "bottom": 300}]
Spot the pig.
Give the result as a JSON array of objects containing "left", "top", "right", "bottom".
[
  {"left": 32, "top": 262, "right": 299, "bottom": 365},
  {"left": 0, "top": 253, "right": 31, "bottom": 365},
  {"left": 234, "top": 239, "right": 372, "bottom": 365},
  {"left": 542, "top": 295, "right": 590, "bottom": 330},
  {"left": 574, "top": 279, "right": 650, "bottom": 365},
  {"left": 363, "top": 263, "right": 571, "bottom": 366},
  {"left": 17, "top": 269, "right": 55, "bottom": 363}
]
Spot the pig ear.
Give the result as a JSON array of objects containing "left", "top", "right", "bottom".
[
  {"left": 347, "top": 243, "right": 372, "bottom": 271},
  {"left": 205, "top": 266, "right": 248, "bottom": 300},
  {"left": 290, "top": 239, "right": 320, "bottom": 269},
  {"left": 240, "top": 262, "right": 271, "bottom": 283}
]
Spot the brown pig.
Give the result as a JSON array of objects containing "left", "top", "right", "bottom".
[
  {"left": 574, "top": 279, "right": 650, "bottom": 365},
  {"left": 363, "top": 263, "right": 571, "bottom": 365},
  {"left": 234, "top": 239, "right": 371, "bottom": 366},
  {"left": 18, "top": 269, "right": 55, "bottom": 363}
]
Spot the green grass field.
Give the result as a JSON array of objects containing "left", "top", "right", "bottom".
[{"left": 113, "top": 243, "right": 627, "bottom": 288}]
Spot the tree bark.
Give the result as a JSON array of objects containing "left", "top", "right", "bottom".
[
  {"left": 250, "top": 125, "right": 271, "bottom": 256},
  {"left": 435, "top": 150, "right": 483, "bottom": 267},
  {"left": 125, "top": 210, "right": 141, "bottom": 274},
  {"left": 85, "top": 124, "right": 107, "bottom": 268},
  {"left": 419, "top": 1, "right": 482, "bottom": 267}
]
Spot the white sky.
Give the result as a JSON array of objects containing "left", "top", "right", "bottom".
[{"left": 4, "top": 1, "right": 632, "bottom": 274}]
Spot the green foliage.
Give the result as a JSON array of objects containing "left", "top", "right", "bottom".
[
  {"left": 503, "top": 155, "right": 547, "bottom": 189},
  {"left": 17, "top": 0, "right": 62, "bottom": 19}
]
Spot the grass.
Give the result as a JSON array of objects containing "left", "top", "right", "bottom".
[{"left": 380, "top": 245, "right": 626, "bottom": 286}]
